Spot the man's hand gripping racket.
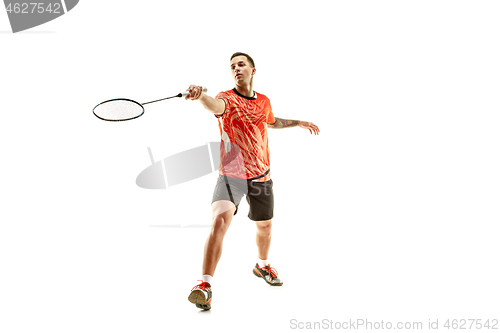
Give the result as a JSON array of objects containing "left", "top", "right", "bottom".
[{"left": 184, "top": 85, "right": 206, "bottom": 101}]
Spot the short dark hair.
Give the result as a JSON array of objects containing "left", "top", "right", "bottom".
[{"left": 230, "top": 52, "right": 255, "bottom": 68}]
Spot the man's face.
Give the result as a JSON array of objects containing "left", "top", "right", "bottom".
[{"left": 230, "top": 56, "right": 255, "bottom": 85}]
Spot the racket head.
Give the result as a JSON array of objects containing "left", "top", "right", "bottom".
[{"left": 93, "top": 98, "right": 144, "bottom": 121}]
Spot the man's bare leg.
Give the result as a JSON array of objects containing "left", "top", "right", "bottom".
[
  {"left": 202, "top": 200, "right": 236, "bottom": 276},
  {"left": 252, "top": 219, "right": 282, "bottom": 285},
  {"left": 189, "top": 201, "right": 235, "bottom": 310},
  {"left": 255, "top": 219, "right": 272, "bottom": 260}
]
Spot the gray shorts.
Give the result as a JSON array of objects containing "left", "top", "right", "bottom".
[{"left": 211, "top": 175, "right": 274, "bottom": 221}]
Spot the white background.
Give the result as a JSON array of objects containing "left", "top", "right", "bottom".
[{"left": 1, "top": 1, "right": 499, "bottom": 332}]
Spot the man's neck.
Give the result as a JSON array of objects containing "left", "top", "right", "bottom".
[{"left": 234, "top": 82, "right": 254, "bottom": 98}]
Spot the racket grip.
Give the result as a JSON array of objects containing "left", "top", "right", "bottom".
[{"left": 181, "top": 86, "right": 207, "bottom": 97}]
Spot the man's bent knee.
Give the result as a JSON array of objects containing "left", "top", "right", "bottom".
[
  {"left": 210, "top": 203, "right": 235, "bottom": 238},
  {"left": 256, "top": 219, "right": 272, "bottom": 234}
]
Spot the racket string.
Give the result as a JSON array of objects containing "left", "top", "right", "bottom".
[{"left": 93, "top": 100, "right": 144, "bottom": 121}]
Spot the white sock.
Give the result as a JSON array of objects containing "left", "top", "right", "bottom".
[
  {"left": 258, "top": 258, "right": 269, "bottom": 268},
  {"left": 202, "top": 274, "right": 213, "bottom": 285}
]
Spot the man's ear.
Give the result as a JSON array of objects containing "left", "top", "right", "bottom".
[{"left": 252, "top": 68, "right": 257, "bottom": 75}]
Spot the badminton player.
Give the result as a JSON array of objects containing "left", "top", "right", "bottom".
[{"left": 185, "top": 52, "right": 320, "bottom": 310}]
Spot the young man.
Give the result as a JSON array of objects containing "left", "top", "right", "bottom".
[{"left": 186, "top": 52, "right": 320, "bottom": 310}]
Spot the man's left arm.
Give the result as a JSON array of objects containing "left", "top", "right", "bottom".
[{"left": 268, "top": 117, "right": 320, "bottom": 135}]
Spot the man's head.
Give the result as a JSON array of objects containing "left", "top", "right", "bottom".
[
  {"left": 231, "top": 52, "right": 255, "bottom": 68},
  {"left": 230, "top": 52, "right": 256, "bottom": 85}
]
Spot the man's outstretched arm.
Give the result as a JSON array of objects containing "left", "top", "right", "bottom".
[{"left": 268, "top": 118, "right": 320, "bottom": 135}]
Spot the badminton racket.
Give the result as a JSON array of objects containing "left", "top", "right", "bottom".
[{"left": 93, "top": 87, "right": 208, "bottom": 121}]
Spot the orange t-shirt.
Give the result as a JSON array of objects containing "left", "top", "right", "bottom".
[{"left": 215, "top": 88, "right": 275, "bottom": 182}]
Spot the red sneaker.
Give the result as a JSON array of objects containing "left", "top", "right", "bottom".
[
  {"left": 253, "top": 264, "right": 283, "bottom": 286},
  {"left": 188, "top": 281, "right": 212, "bottom": 310}
]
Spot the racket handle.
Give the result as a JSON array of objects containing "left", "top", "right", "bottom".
[{"left": 181, "top": 86, "right": 208, "bottom": 97}]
